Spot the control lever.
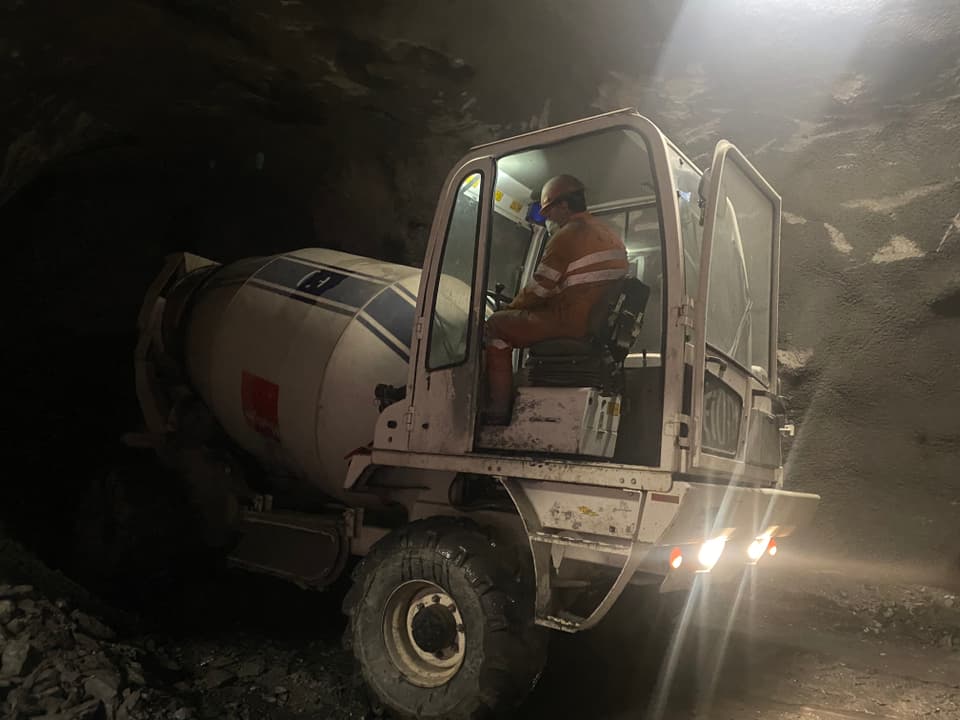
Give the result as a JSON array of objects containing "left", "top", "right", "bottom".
[
  {"left": 486, "top": 283, "right": 513, "bottom": 312},
  {"left": 495, "top": 282, "right": 505, "bottom": 310}
]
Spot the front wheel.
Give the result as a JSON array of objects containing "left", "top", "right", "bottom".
[{"left": 343, "top": 517, "right": 547, "bottom": 719}]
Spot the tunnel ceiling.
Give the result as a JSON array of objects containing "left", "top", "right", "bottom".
[
  {"left": 3, "top": 2, "right": 959, "bottom": 258},
  {"left": 2, "top": 0, "right": 960, "bottom": 566}
]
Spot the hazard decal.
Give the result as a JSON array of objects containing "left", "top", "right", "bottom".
[{"left": 241, "top": 371, "right": 280, "bottom": 440}]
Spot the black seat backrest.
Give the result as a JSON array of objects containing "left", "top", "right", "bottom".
[{"left": 587, "top": 278, "right": 651, "bottom": 363}]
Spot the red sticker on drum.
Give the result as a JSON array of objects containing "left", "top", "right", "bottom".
[{"left": 241, "top": 371, "right": 280, "bottom": 440}]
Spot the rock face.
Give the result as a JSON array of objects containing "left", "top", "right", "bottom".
[{"left": 0, "top": 0, "right": 958, "bottom": 573}]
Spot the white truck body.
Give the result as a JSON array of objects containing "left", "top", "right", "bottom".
[{"left": 130, "top": 108, "right": 820, "bottom": 717}]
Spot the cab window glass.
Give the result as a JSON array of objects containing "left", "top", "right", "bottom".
[
  {"left": 706, "top": 161, "right": 774, "bottom": 379},
  {"left": 427, "top": 173, "right": 482, "bottom": 370}
]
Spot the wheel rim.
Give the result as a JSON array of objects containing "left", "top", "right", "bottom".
[{"left": 382, "top": 580, "right": 466, "bottom": 688}]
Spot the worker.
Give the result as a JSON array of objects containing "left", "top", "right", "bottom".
[{"left": 483, "top": 174, "right": 628, "bottom": 424}]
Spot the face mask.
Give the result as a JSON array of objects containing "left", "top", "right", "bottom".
[{"left": 545, "top": 219, "right": 561, "bottom": 237}]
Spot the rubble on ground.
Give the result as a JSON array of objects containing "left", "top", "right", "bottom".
[
  {"left": 820, "top": 581, "right": 960, "bottom": 648},
  {"left": 0, "top": 525, "right": 368, "bottom": 720},
  {"left": 855, "top": 588, "right": 960, "bottom": 648},
  {"left": 0, "top": 580, "right": 369, "bottom": 720},
  {"left": 157, "top": 637, "right": 366, "bottom": 719},
  {"left": 0, "top": 582, "right": 193, "bottom": 720}
]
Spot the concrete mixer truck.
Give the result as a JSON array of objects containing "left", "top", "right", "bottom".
[{"left": 128, "top": 108, "right": 819, "bottom": 718}]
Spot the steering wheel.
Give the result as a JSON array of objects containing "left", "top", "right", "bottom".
[{"left": 485, "top": 283, "right": 513, "bottom": 311}]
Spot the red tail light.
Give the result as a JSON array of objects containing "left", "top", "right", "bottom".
[{"left": 669, "top": 547, "right": 683, "bottom": 570}]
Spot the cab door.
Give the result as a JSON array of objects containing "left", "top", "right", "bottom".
[
  {"left": 407, "top": 158, "right": 496, "bottom": 454},
  {"left": 689, "top": 141, "right": 781, "bottom": 480}
]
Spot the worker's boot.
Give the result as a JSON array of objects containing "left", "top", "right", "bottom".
[{"left": 482, "top": 344, "right": 514, "bottom": 426}]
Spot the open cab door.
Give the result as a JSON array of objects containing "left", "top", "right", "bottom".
[
  {"left": 689, "top": 141, "right": 784, "bottom": 484},
  {"left": 405, "top": 158, "right": 497, "bottom": 455}
]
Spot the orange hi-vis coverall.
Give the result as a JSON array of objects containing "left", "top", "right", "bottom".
[{"left": 487, "top": 211, "right": 629, "bottom": 350}]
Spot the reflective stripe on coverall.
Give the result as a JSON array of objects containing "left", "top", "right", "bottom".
[{"left": 487, "top": 211, "right": 629, "bottom": 349}]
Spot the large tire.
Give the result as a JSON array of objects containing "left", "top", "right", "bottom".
[{"left": 343, "top": 517, "right": 547, "bottom": 719}]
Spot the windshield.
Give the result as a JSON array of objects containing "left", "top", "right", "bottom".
[{"left": 705, "top": 160, "right": 775, "bottom": 381}]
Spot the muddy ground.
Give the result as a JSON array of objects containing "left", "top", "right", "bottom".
[{"left": 3, "top": 528, "right": 958, "bottom": 720}]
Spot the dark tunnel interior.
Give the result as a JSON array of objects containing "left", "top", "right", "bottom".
[{"left": 1, "top": 1, "right": 959, "bottom": 718}]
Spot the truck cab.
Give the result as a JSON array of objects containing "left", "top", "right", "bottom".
[
  {"left": 351, "top": 108, "right": 817, "bottom": 633},
  {"left": 373, "top": 109, "right": 788, "bottom": 487}
]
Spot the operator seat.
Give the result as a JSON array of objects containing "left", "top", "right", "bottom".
[{"left": 524, "top": 278, "right": 650, "bottom": 392}]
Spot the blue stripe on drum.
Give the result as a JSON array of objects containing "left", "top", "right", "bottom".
[
  {"left": 362, "top": 288, "right": 415, "bottom": 350},
  {"left": 247, "top": 280, "right": 355, "bottom": 316},
  {"left": 255, "top": 257, "right": 382, "bottom": 309},
  {"left": 356, "top": 315, "right": 410, "bottom": 363},
  {"left": 393, "top": 282, "right": 419, "bottom": 305},
  {"left": 250, "top": 258, "right": 415, "bottom": 364},
  {"left": 286, "top": 254, "right": 392, "bottom": 284}
]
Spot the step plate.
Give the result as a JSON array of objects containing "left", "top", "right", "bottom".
[{"left": 227, "top": 510, "right": 348, "bottom": 589}]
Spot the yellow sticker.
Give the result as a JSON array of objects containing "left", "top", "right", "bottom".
[
  {"left": 495, "top": 189, "right": 503, "bottom": 202},
  {"left": 510, "top": 199, "right": 522, "bottom": 212},
  {"left": 578, "top": 506, "right": 599, "bottom": 517}
]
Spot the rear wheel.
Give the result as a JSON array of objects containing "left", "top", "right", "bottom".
[
  {"left": 344, "top": 517, "right": 547, "bottom": 719},
  {"left": 73, "top": 463, "right": 183, "bottom": 589},
  {"left": 72, "top": 458, "right": 218, "bottom": 604}
]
